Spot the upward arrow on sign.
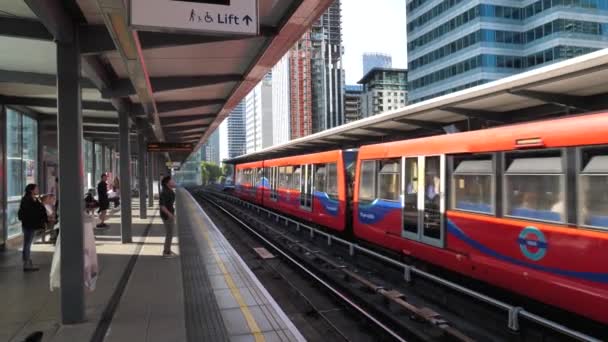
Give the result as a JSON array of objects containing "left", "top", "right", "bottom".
[{"left": 243, "top": 15, "right": 252, "bottom": 26}]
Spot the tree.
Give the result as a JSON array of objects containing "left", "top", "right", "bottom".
[
  {"left": 200, "top": 161, "right": 222, "bottom": 185},
  {"left": 222, "top": 164, "right": 233, "bottom": 177}
]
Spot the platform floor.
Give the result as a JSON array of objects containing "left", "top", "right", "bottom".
[{"left": 0, "top": 189, "right": 303, "bottom": 342}]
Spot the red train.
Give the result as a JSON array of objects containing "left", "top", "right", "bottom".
[{"left": 234, "top": 113, "right": 608, "bottom": 324}]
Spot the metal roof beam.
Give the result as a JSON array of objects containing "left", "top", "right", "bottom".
[
  {"left": 0, "top": 96, "right": 115, "bottom": 111},
  {"left": 80, "top": 25, "right": 277, "bottom": 54},
  {"left": 135, "top": 99, "right": 224, "bottom": 116},
  {"left": 81, "top": 56, "right": 133, "bottom": 115},
  {"left": 340, "top": 133, "right": 370, "bottom": 140},
  {"left": 164, "top": 125, "right": 209, "bottom": 134},
  {"left": 102, "top": 74, "right": 242, "bottom": 98},
  {"left": 440, "top": 107, "right": 505, "bottom": 123},
  {"left": 163, "top": 123, "right": 211, "bottom": 130},
  {"left": 393, "top": 118, "right": 446, "bottom": 132},
  {"left": 41, "top": 116, "right": 118, "bottom": 126},
  {"left": 23, "top": 1, "right": 73, "bottom": 42},
  {"left": 160, "top": 114, "right": 215, "bottom": 126},
  {"left": 0, "top": 16, "right": 52, "bottom": 40},
  {"left": 82, "top": 125, "right": 123, "bottom": 133},
  {"left": 0, "top": 69, "right": 96, "bottom": 89},
  {"left": 78, "top": 24, "right": 114, "bottom": 55},
  {"left": 362, "top": 127, "right": 411, "bottom": 136},
  {"left": 509, "top": 90, "right": 590, "bottom": 111}
]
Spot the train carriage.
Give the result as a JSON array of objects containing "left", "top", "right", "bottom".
[
  {"left": 353, "top": 112, "right": 608, "bottom": 324},
  {"left": 235, "top": 161, "right": 265, "bottom": 205},
  {"left": 263, "top": 150, "right": 352, "bottom": 231}
]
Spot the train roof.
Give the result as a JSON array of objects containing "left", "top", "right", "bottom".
[{"left": 358, "top": 112, "right": 608, "bottom": 159}]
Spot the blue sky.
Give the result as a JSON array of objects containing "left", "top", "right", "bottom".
[{"left": 342, "top": 0, "right": 408, "bottom": 84}]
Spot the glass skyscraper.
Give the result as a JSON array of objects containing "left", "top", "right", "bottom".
[{"left": 407, "top": 0, "right": 608, "bottom": 103}]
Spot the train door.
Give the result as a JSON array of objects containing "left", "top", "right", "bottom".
[
  {"left": 270, "top": 167, "right": 278, "bottom": 201},
  {"left": 402, "top": 155, "right": 445, "bottom": 247},
  {"left": 300, "top": 164, "right": 313, "bottom": 210}
]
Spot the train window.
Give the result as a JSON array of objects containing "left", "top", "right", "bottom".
[
  {"left": 314, "top": 165, "right": 327, "bottom": 193},
  {"left": 278, "top": 167, "right": 287, "bottom": 188},
  {"left": 292, "top": 166, "right": 301, "bottom": 190},
  {"left": 504, "top": 151, "right": 565, "bottom": 223},
  {"left": 378, "top": 159, "right": 401, "bottom": 201},
  {"left": 579, "top": 148, "right": 608, "bottom": 229},
  {"left": 284, "top": 166, "right": 294, "bottom": 190},
  {"left": 359, "top": 160, "right": 377, "bottom": 202},
  {"left": 257, "top": 168, "right": 264, "bottom": 186},
  {"left": 327, "top": 163, "right": 338, "bottom": 200},
  {"left": 452, "top": 157, "right": 494, "bottom": 214}
]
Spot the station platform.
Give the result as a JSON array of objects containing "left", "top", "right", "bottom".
[{"left": 0, "top": 189, "right": 303, "bottom": 342}]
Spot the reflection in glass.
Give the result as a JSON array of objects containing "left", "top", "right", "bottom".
[
  {"left": 580, "top": 175, "right": 608, "bottom": 228},
  {"left": 403, "top": 158, "right": 419, "bottom": 236},
  {"left": 424, "top": 156, "right": 441, "bottom": 239}
]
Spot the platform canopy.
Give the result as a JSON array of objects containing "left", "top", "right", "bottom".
[
  {"left": 0, "top": 0, "right": 335, "bottom": 161},
  {"left": 226, "top": 48, "right": 608, "bottom": 164}
]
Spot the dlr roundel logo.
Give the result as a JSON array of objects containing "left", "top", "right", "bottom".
[{"left": 517, "top": 226, "right": 547, "bottom": 261}]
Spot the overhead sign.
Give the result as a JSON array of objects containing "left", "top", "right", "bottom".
[
  {"left": 147, "top": 142, "right": 194, "bottom": 152},
  {"left": 129, "top": 0, "right": 259, "bottom": 36},
  {"left": 166, "top": 162, "right": 182, "bottom": 169}
]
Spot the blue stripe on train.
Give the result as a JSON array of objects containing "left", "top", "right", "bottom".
[
  {"left": 357, "top": 199, "right": 402, "bottom": 224},
  {"left": 314, "top": 191, "right": 339, "bottom": 216},
  {"left": 447, "top": 220, "right": 608, "bottom": 283}
]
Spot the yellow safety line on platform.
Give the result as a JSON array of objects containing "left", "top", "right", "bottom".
[{"left": 201, "top": 228, "right": 266, "bottom": 342}]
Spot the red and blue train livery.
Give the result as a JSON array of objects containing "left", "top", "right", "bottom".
[{"left": 235, "top": 113, "right": 608, "bottom": 324}]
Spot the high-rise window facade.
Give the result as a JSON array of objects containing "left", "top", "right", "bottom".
[
  {"left": 310, "top": 0, "right": 344, "bottom": 133},
  {"left": 245, "top": 74, "right": 274, "bottom": 153},
  {"left": 227, "top": 99, "right": 247, "bottom": 158},
  {"left": 359, "top": 68, "right": 408, "bottom": 117},
  {"left": 289, "top": 32, "right": 313, "bottom": 139},
  {"left": 272, "top": 53, "right": 291, "bottom": 145},
  {"left": 407, "top": 0, "right": 608, "bottom": 103}
]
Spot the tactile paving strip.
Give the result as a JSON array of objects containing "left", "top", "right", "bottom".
[{"left": 177, "top": 198, "right": 230, "bottom": 342}]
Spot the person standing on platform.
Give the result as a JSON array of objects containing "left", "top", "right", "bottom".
[
  {"left": 18, "top": 184, "right": 47, "bottom": 272},
  {"left": 97, "top": 173, "right": 109, "bottom": 228},
  {"left": 159, "top": 175, "right": 177, "bottom": 258}
]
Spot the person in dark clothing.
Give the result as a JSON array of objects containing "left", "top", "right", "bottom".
[
  {"left": 97, "top": 173, "right": 109, "bottom": 228},
  {"left": 18, "top": 184, "right": 47, "bottom": 272},
  {"left": 159, "top": 175, "right": 177, "bottom": 258}
]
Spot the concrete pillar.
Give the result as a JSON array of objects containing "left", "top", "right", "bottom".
[
  {"left": 119, "top": 112, "right": 132, "bottom": 243},
  {"left": 148, "top": 153, "right": 154, "bottom": 207},
  {"left": 57, "top": 24, "right": 85, "bottom": 324},
  {"left": 138, "top": 133, "right": 147, "bottom": 219}
]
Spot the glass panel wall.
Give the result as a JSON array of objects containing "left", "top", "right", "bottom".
[
  {"left": 6, "top": 108, "right": 38, "bottom": 238},
  {"left": 84, "top": 139, "right": 94, "bottom": 190},
  {"left": 95, "top": 143, "right": 102, "bottom": 183}
]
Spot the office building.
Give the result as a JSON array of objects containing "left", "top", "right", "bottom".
[
  {"left": 226, "top": 99, "right": 247, "bottom": 158},
  {"left": 272, "top": 53, "right": 291, "bottom": 145},
  {"left": 344, "top": 84, "right": 363, "bottom": 123},
  {"left": 359, "top": 67, "right": 408, "bottom": 117},
  {"left": 363, "top": 52, "right": 392, "bottom": 75},
  {"left": 310, "top": 0, "right": 345, "bottom": 133},
  {"left": 407, "top": 0, "right": 608, "bottom": 103},
  {"left": 201, "top": 129, "right": 220, "bottom": 165},
  {"left": 289, "top": 31, "right": 313, "bottom": 139},
  {"left": 245, "top": 73, "right": 274, "bottom": 153}
]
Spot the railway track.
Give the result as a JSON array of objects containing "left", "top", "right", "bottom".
[{"left": 192, "top": 188, "right": 603, "bottom": 342}]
